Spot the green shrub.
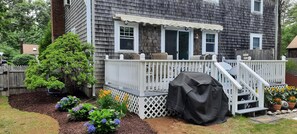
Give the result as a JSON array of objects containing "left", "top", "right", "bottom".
[
  {"left": 38, "top": 21, "right": 52, "bottom": 54},
  {"left": 68, "top": 103, "right": 97, "bottom": 121},
  {"left": 55, "top": 96, "right": 80, "bottom": 111},
  {"left": 12, "top": 54, "right": 35, "bottom": 65},
  {"left": 25, "top": 33, "right": 95, "bottom": 94},
  {"left": 286, "top": 59, "right": 297, "bottom": 74},
  {"left": 84, "top": 109, "right": 121, "bottom": 134}
]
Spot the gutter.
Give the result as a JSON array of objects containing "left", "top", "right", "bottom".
[{"left": 275, "top": 0, "right": 279, "bottom": 60}]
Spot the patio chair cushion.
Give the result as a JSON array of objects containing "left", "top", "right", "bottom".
[{"left": 151, "top": 53, "right": 168, "bottom": 60}]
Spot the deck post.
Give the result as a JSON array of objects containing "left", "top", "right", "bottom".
[
  {"left": 120, "top": 54, "right": 124, "bottom": 60},
  {"left": 247, "top": 56, "right": 251, "bottom": 61},
  {"left": 236, "top": 55, "right": 241, "bottom": 82},
  {"left": 211, "top": 55, "right": 217, "bottom": 78},
  {"left": 139, "top": 53, "right": 145, "bottom": 96},
  {"left": 281, "top": 55, "right": 286, "bottom": 84},
  {"left": 258, "top": 80, "right": 264, "bottom": 108},
  {"left": 105, "top": 55, "right": 109, "bottom": 60},
  {"left": 222, "top": 56, "right": 225, "bottom": 62}
]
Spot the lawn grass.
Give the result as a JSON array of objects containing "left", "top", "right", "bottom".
[
  {"left": 0, "top": 96, "right": 59, "bottom": 134},
  {"left": 146, "top": 116, "right": 297, "bottom": 134}
]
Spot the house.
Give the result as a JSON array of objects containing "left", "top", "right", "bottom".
[
  {"left": 51, "top": 0, "right": 284, "bottom": 118},
  {"left": 21, "top": 44, "right": 39, "bottom": 55},
  {"left": 287, "top": 36, "right": 297, "bottom": 58}
]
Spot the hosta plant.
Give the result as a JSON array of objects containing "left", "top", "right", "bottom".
[
  {"left": 55, "top": 96, "right": 80, "bottom": 111},
  {"left": 68, "top": 103, "right": 97, "bottom": 121}
]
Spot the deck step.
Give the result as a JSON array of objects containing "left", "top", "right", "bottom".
[
  {"left": 236, "top": 107, "right": 268, "bottom": 114},
  {"left": 238, "top": 92, "right": 250, "bottom": 96},
  {"left": 237, "top": 100, "right": 257, "bottom": 105}
]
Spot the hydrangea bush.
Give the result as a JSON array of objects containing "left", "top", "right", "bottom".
[
  {"left": 68, "top": 103, "right": 97, "bottom": 121},
  {"left": 55, "top": 96, "right": 80, "bottom": 111},
  {"left": 84, "top": 109, "right": 121, "bottom": 134}
]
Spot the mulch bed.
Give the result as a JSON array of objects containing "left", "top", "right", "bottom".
[{"left": 9, "top": 91, "right": 156, "bottom": 134}]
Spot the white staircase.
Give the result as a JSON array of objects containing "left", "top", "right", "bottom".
[{"left": 217, "top": 55, "right": 287, "bottom": 116}]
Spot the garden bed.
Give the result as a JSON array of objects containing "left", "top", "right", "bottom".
[{"left": 9, "top": 91, "right": 156, "bottom": 134}]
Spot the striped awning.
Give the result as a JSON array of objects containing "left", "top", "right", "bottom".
[{"left": 114, "top": 14, "right": 223, "bottom": 31}]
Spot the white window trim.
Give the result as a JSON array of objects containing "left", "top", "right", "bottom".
[
  {"left": 251, "top": 0, "right": 263, "bottom": 14},
  {"left": 250, "top": 33, "right": 263, "bottom": 50},
  {"left": 202, "top": 31, "right": 218, "bottom": 55},
  {"left": 203, "top": 0, "right": 219, "bottom": 4},
  {"left": 114, "top": 21, "right": 139, "bottom": 53},
  {"left": 161, "top": 26, "right": 194, "bottom": 59}
]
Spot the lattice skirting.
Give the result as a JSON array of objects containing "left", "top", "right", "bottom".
[{"left": 104, "top": 85, "right": 174, "bottom": 119}]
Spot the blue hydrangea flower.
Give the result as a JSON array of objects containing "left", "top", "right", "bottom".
[
  {"left": 88, "top": 110, "right": 94, "bottom": 115},
  {"left": 101, "top": 119, "right": 107, "bottom": 124},
  {"left": 61, "top": 97, "right": 68, "bottom": 101},
  {"left": 72, "top": 107, "right": 79, "bottom": 112},
  {"left": 87, "top": 124, "right": 96, "bottom": 133},
  {"left": 114, "top": 119, "right": 120, "bottom": 125},
  {"left": 55, "top": 103, "right": 60, "bottom": 109}
]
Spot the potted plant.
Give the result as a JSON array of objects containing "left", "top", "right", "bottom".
[
  {"left": 273, "top": 98, "right": 282, "bottom": 111},
  {"left": 287, "top": 96, "right": 296, "bottom": 110}
]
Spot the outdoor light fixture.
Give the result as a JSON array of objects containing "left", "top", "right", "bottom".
[
  {"left": 124, "top": 20, "right": 129, "bottom": 25},
  {"left": 185, "top": 27, "right": 189, "bottom": 31}
]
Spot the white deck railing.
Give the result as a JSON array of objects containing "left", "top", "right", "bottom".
[
  {"left": 105, "top": 54, "right": 244, "bottom": 114},
  {"left": 223, "top": 56, "right": 287, "bottom": 84}
]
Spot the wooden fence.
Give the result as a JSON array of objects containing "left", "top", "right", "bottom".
[{"left": 0, "top": 65, "right": 28, "bottom": 95}]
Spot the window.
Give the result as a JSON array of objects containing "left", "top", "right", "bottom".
[
  {"left": 250, "top": 33, "right": 262, "bottom": 50},
  {"left": 114, "top": 21, "right": 139, "bottom": 53},
  {"left": 251, "top": 0, "right": 263, "bottom": 14},
  {"left": 202, "top": 31, "right": 218, "bottom": 55}
]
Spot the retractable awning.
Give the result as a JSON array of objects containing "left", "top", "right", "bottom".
[{"left": 114, "top": 14, "right": 223, "bottom": 31}]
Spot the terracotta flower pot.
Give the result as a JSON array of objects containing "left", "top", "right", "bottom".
[
  {"left": 273, "top": 104, "right": 282, "bottom": 111},
  {"left": 288, "top": 102, "right": 296, "bottom": 110}
]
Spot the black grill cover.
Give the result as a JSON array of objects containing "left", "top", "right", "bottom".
[{"left": 166, "top": 72, "right": 228, "bottom": 125}]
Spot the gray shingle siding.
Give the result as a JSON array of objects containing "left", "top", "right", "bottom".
[
  {"left": 65, "top": 0, "right": 87, "bottom": 42},
  {"left": 63, "top": 0, "right": 276, "bottom": 86}
]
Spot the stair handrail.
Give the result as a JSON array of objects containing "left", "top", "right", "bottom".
[
  {"left": 239, "top": 62, "right": 270, "bottom": 87},
  {"left": 214, "top": 62, "right": 242, "bottom": 89}
]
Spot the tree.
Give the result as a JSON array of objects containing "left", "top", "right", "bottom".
[
  {"left": 25, "top": 33, "right": 95, "bottom": 95},
  {"left": 39, "top": 22, "right": 52, "bottom": 53},
  {"left": 281, "top": 2, "right": 297, "bottom": 55}
]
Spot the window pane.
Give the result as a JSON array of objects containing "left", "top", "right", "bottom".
[
  {"left": 120, "top": 39, "right": 134, "bottom": 50},
  {"left": 253, "top": 37, "right": 260, "bottom": 49},
  {"left": 206, "top": 43, "right": 215, "bottom": 52},
  {"left": 206, "top": 34, "right": 215, "bottom": 43},
  {"left": 254, "top": 1, "right": 261, "bottom": 11}
]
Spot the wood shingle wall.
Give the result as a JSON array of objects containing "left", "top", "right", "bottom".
[
  {"left": 91, "top": 0, "right": 276, "bottom": 86},
  {"left": 65, "top": 0, "right": 87, "bottom": 42}
]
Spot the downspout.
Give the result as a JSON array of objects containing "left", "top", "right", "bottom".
[
  {"left": 91, "top": 0, "right": 96, "bottom": 97},
  {"left": 275, "top": 0, "right": 279, "bottom": 60},
  {"left": 85, "top": 0, "right": 96, "bottom": 97}
]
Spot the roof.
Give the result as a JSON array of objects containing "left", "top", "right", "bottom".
[
  {"left": 22, "top": 44, "right": 39, "bottom": 55},
  {"left": 114, "top": 14, "right": 224, "bottom": 31},
  {"left": 287, "top": 36, "right": 297, "bottom": 49}
]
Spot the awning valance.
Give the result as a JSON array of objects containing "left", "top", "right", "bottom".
[{"left": 114, "top": 14, "right": 223, "bottom": 31}]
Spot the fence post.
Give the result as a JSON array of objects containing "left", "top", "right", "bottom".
[{"left": 7, "top": 66, "right": 10, "bottom": 95}]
